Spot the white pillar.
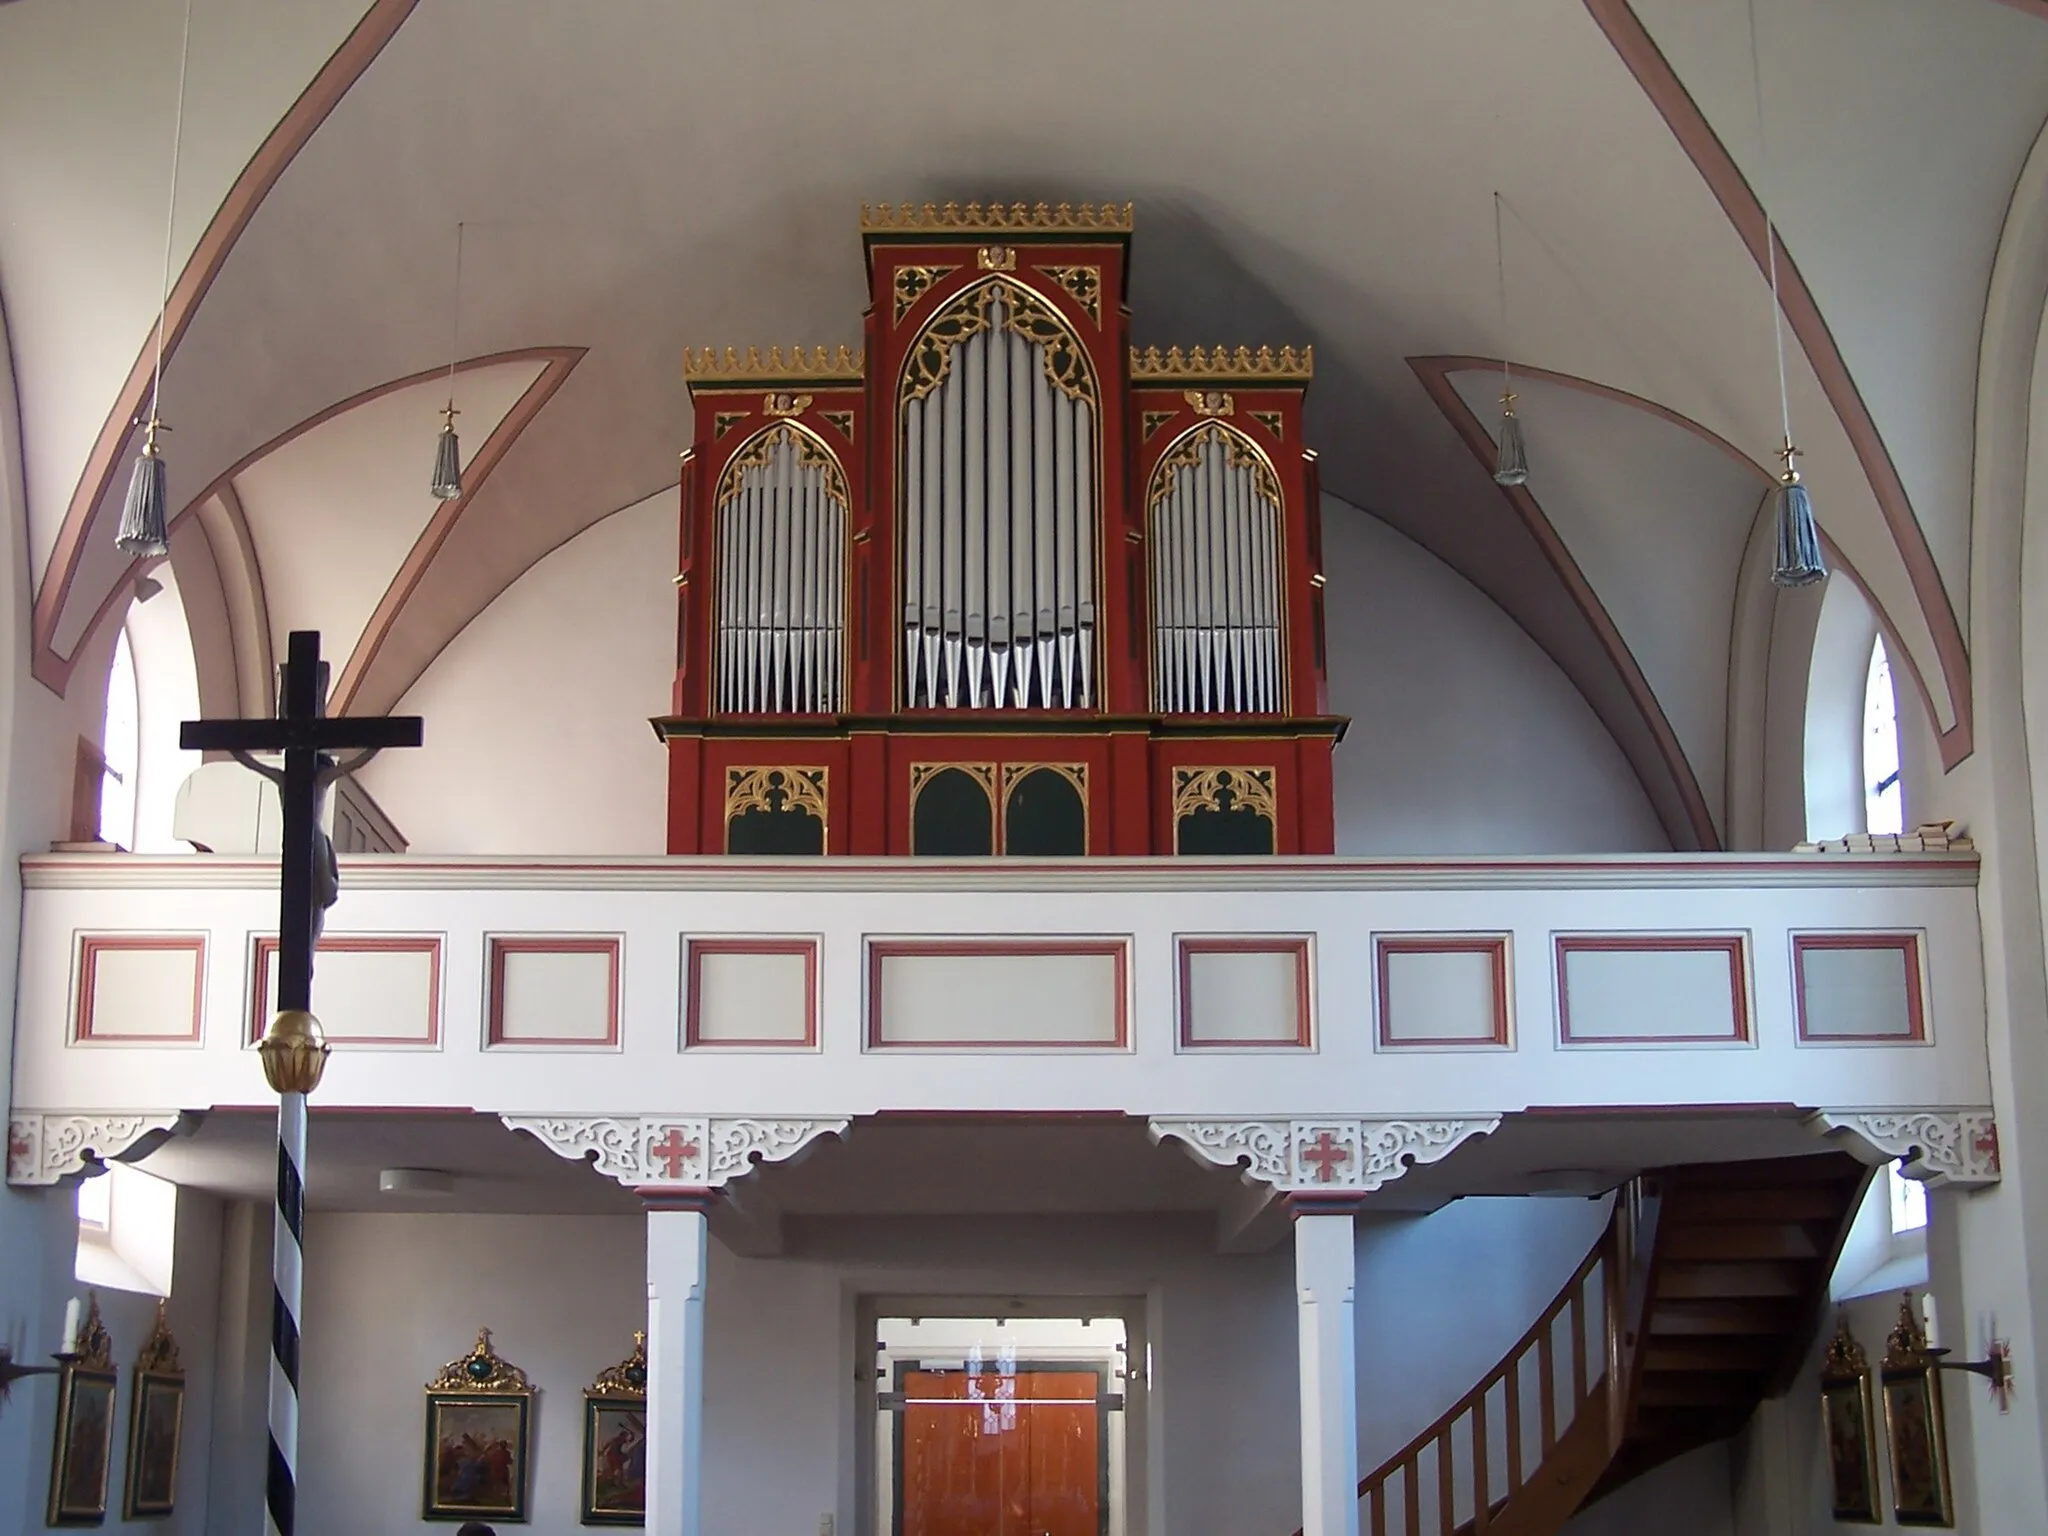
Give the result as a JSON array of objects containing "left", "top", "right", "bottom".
[
  {"left": 1293, "top": 1196, "right": 1362, "bottom": 1536},
  {"left": 645, "top": 1192, "right": 712, "bottom": 1536}
]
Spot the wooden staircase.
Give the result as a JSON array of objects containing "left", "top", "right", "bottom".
[{"left": 1352, "top": 1152, "right": 1872, "bottom": 1536}]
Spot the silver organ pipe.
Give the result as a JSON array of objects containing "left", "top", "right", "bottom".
[
  {"left": 714, "top": 424, "right": 847, "bottom": 713},
  {"left": 1148, "top": 424, "right": 1284, "bottom": 714},
  {"left": 901, "top": 282, "right": 1099, "bottom": 710}
]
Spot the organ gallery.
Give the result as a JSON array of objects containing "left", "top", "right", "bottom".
[{"left": 656, "top": 202, "right": 1344, "bottom": 857}]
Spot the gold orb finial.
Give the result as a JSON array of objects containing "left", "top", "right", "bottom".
[{"left": 258, "top": 1009, "right": 330, "bottom": 1095}]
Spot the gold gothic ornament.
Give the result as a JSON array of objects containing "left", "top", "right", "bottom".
[
  {"left": 861, "top": 199, "right": 1133, "bottom": 234},
  {"left": 1130, "top": 343, "right": 1314, "bottom": 383},
  {"left": 682, "top": 344, "right": 864, "bottom": 385}
]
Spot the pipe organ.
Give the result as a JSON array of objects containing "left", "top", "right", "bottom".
[{"left": 658, "top": 203, "right": 1345, "bottom": 856}]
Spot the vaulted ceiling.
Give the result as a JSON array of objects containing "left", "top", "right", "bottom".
[{"left": 4, "top": 0, "right": 2044, "bottom": 850}]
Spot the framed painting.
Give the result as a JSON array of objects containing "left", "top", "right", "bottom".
[
  {"left": 124, "top": 1302, "right": 186, "bottom": 1518},
  {"left": 423, "top": 1329, "right": 534, "bottom": 1524},
  {"left": 48, "top": 1296, "right": 117, "bottom": 1528},
  {"left": 1818, "top": 1317, "right": 1881, "bottom": 1524},
  {"left": 582, "top": 1332, "right": 648, "bottom": 1525},
  {"left": 1882, "top": 1297, "right": 1955, "bottom": 1528}
]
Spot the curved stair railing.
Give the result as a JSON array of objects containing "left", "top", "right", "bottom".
[{"left": 1353, "top": 1182, "right": 1660, "bottom": 1536}]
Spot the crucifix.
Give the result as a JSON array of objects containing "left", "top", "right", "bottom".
[{"left": 181, "top": 629, "right": 421, "bottom": 1536}]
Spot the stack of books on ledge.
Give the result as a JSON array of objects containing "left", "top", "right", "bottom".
[{"left": 1794, "top": 822, "right": 1972, "bottom": 854}]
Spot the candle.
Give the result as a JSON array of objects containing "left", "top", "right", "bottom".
[
  {"left": 59, "top": 1297, "right": 80, "bottom": 1356},
  {"left": 1923, "top": 1294, "right": 1942, "bottom": 1352}
]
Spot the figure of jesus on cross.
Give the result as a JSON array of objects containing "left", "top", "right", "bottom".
[{"left": 182, "top": 630, "right": 420, "bottom": 1536}]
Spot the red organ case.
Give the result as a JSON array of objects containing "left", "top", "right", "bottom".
[{"left": 656, "top": 202, "right": 1345, "bottom": 857}]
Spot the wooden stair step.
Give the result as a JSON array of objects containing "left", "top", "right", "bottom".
[
  {"left": 1642, "top": 1338, "right": 1782, "bottom": 1373},
  {"left": 1660, "top": 1187, "right": 1850, "bottom": 1223},
  {"left": 1663, "top": 1153, "right": 1868, "bottom": 1187},
  {"left": 1648, "top": 1298, "right": 1799, "bottom": 1335},
  {"left": 1635, "top": 1373, "right": 1762, "bottom": 1409},
  {"left": 1655, "top": 1261, "right": 1806, "bottom": 1299},
  {"left": 1659, "top": 1224, "right": 1822, "bottom": 1262}
]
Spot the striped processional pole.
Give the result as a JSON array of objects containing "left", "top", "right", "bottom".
[
  {"left": 183, "top": 632, "right": 420, "bottom": 1536},
  {"left": 258, "top": 1011, "right": 327, "bottom": 1536}
]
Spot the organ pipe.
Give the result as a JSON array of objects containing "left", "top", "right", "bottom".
[
  {"left": 900, "top": 283, "right": 1099, "bottom": 710},
  {"left": 1148, "top": 424, "right": 1284, "bottom": 713},
  {"left": 714, "top": 425, "right": 847, "bottom": 713}
]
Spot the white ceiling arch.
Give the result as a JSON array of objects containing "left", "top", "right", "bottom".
[{"left": 5, "top": 0, "right": 2042, "bottom": 836}]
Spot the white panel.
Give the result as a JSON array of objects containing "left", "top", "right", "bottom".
[
  {"left": 1560, "top": 944, "right": 1742, "bottom": 1043},
  {"left": 1800, "top": 945, "right": 1917, "bottom": 1041},
  {"left": 874, "top": 948, "right": 1122, "bottom": 1046},
  {"left": 1184, "top": 946, "right": 1304, "bottom": 1045},
  {"left": 495, "top": 947, "right": 615, "bottom": 1045},
  {"left": 81, "top": 944, "right": 200, "bottom": 1040},
  {"left": 694, "top": 948, "right": 811, "bottom": 1045},
  {"left": 261, "top": 943, "right": 438, "bottom": 1046},
  {"left": 1380, "top": 947, "right": 1502, "bottom": 1046}
]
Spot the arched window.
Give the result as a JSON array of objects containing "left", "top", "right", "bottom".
[
  {"left": 1863, "top": 637, "right": 1903, "bottom": 836},
  {"left": 99, "top": 626, "right": 139, "bottom": 847},
  {"left": 1888, "top": 1161, "right": 1928, "bottom": 1235}
]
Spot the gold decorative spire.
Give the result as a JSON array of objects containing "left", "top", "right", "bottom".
[
  {"left": 426, "top": 1328, "right": 533, "bottom": 1393},
  {"left": 72, "top": 1293, "right": 113, "bottom": 1371},
  {"left": 134, "top": 1299, "right": 183, "bottom": 1376},
  {"left": 682, "top": 345, "right": 864, "bottom": 386},
  {"left": 1884, "top": 1294, "right": 1932, "bottom": 1371},
  {"left": 1821, "top": 1314, "right": 1870, "bottom": 1381},
  {"left": 1130, "top": 344, "right": 1314, "bottom": 383},
  {"left": 862, "top": 200, "right": 1133, "bottom": 235},
  {"left": 587, "top": 1331, "right": 649, "bottom": 1398}
]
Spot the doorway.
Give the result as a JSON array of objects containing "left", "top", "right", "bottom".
[{"left": 872, "top": 1312, "right": 1132, "bottom": 1536}]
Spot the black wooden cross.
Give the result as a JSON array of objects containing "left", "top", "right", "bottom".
[{"left": 180, "top": 631, "right": 422, "bottom": 1012}]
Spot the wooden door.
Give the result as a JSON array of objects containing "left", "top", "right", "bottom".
[{"left": 895, "top": 1365, "right": 1104, "bottom": 1536}]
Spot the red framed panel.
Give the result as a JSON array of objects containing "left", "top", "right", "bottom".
[
  {"left": 248, "top": 934, "right": 444, "bottom": 1047},
  {"left": 684, "top": 937, "right": 820, "bottom": 1049},
  {"left": 485, "top": 936, "right": 622, "bottom": 1049},
  {"left": 1791, "top": 932, "right": 1928, "bottom": 1045},
  {"left": 72, "top": 934, "right": 207, "bottom": 1045},
  {"left": 1176, "top": 936, "right": 1314, "bottom": 1049},
  {"left": 1554, "top": 934, "right": 1751, "bottom": 1046},
  {"left": 1373, "top": 936, "right": 1511, "bottom": 1050},
  {"left": 866, "top": 937, "right": 1130, "bottom": 1049}
]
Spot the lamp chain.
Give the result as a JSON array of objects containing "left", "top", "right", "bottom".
[
  {"left": 1493, "top": 190, "right": 1512, "bottom": 402},
  {"left": 148, "top": 0, "right": 194, "bottom": 432},
  {"left": 1746, "top": 0, "right": 1794, "bottom": 451},
  {"left": 446, "top": 220, "right": 464, "bottom": 409}
]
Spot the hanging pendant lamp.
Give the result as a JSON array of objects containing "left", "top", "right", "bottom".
[
  {"left": 430, "top": 222, "right": 465, "bottom": 500},
  {"left": 1491, "top": 191, "right": 1529, "bottom": 487},
  {"left": 1748, "top": 0, "right": 1826, "bottom": 588},
  {"left": 117, "top": 0, "right": 193, "bottom": 559}
]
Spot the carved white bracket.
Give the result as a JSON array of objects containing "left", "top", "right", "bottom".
[
  {"left": 1147, "top": 1116, "right": 1501, "bottom": 1194},
  {"left": 1809, "top": 1108, "right": 2001, "bottom": 1189},
  {"left": 6, "top": 1111, "right": 193, "bottom": 1187},
  {"left": 502, "top": 1114, "right": 851, "bottom": 1188}
]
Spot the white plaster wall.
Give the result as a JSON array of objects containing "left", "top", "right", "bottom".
[
  {"left": 356, "top": 491, "right": 675, "bottom": 855},
  {"left": 287, "top": 1194, "right": 1634, "bottom": 1536},
  {"left": 1321, "top": 500, "right": 1668, "bottom": 855},
  {"left": 1564, "top": 1440, "right": 1734, "bottom": 1536}
]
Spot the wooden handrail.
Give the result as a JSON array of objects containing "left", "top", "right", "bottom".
[{"left": 1354, "top": 1185, "right": 1655, "bottom": 1535}]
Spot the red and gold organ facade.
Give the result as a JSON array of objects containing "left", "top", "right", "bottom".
[{"left": 657, "top": 202, "right": 1345, "bottom": 856}]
